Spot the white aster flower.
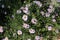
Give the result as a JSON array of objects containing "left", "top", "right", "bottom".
[
  {"left": 48, "top": 26, "right": 52, "bottom": 31},
  {"left": 45, "top": 12, "right": 50, "bottom": 17},
  {"left": 33, "top": 1, "right": 42, "bottom": 7},
  {"left": 17, "top": 30, "right": 22, "bottom": 35},
  {"left": 48, "top": 5, "right": 54, "bottom": 13},
  {"left": 23, "top": 7, "right": 30, "bottom": 14},
  {"left": 2, "top": 37, "right": 8, "bottom": 40},
  {"left": 52, "top": 19, "right": 56, "bottom": 22},
  {"left": 20, "top": 6, "right": 30, "bottom": 14},
  {"left": 23, "top": 23, "right": 30, "bottom": 29},
  {"left": 29, "top": 28, "right": 35, "bottom": 34},
  {"left": 31, "top": 18, "right": 37, "bottom": 24},
  {"left": 47, "top": 8, "right": 54, "bottom": 13},
  {"left": 17, "top": 10, "right": 21, "bottom": 14},
  {"left": 22, "top": 15, "right": 28, "bottom": 21},
  {"left": 0, "top": 26, "right": 3, "bottom": 33},
  {"left": 35, "top": 36, "right": 40, "bottom": 40}
]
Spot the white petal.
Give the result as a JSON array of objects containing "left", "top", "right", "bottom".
[
  {"left": 35, "top": 36, "right": 40, "bottom": 40},
  {"left": 23, "top": 23, "right": 30, "bottom": 29},
  {"left": 29, "top": 29, "right": 35, "bottom": 34},
  {"left": 33, "top": 1, "right": 42, "bottom": 7},
  {"left": 22, "top": 15, "right": 28, "bottom": 21},
  {"left": 45, "top": 12, "right": 50, "bottom": 17},
  {"left": 17, "top": 30, "right": 22, "bottom": 35}
]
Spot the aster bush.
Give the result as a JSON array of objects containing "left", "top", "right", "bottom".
[{"left": 0, "top": 0, "right": 60, "bottom": 40}]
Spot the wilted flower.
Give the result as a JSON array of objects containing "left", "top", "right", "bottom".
[
  {"left": 33, "top": 1, "right": 42, "bottom": 7},
  {"left": 2, "top": 37, "right": 9, "bottom": 40},
  {"left": 17, "top": 30, "right": 22, "bottom": 35},
  {"left": 23, "top": 23, "right": 30, "bottom": 29},
  {"left": 35, "top": 36, "right": 40, "bottom": 40},
  {"left": 0, "top": 26, "right": 3, "bottom": 33},
  {"left": 22, "top": 15, "right": 28, "bottom": 21},
  {"left": 29, "top": 28, "right": 35, "bottom": 34},
  {"left": 31, "top": 18, "right": 37, "bottom": 24}
]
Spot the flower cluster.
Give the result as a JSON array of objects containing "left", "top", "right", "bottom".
[{"left": 0, "top": 0, "right": 60, "bottom": 40}]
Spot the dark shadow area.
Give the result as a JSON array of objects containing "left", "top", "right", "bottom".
[{"left": 0, "top": 0, "right": 25, "bottom": 26}]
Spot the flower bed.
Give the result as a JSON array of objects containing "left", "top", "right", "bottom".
[{"left": 0, "top": 0, "right": 60, "bottom": 40}]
